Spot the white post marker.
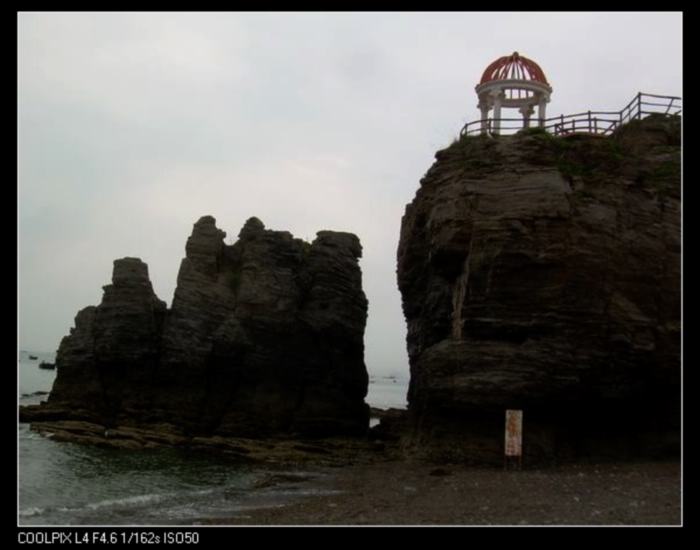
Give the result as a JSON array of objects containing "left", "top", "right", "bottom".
[{"left": 504, "top": 409, "right": 523, "bottom": 469}]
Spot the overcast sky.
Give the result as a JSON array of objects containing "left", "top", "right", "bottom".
[{"left": 18, "top": 12, "right": 682, "bottom": 376}]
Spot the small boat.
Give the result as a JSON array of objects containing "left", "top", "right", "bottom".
[
  {"left": 28, "top": 355, "right": 38, "bottom": 360},
  {"left": 39, "top": 362, "right": 56, "bottom": 370}
]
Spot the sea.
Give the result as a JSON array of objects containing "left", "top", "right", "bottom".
[{"left": 17, "top": 350, "right": 408, "bottom": 525}]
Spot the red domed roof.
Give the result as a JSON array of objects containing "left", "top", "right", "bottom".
[{"left": 479, "top": 52, "right": 549, "bottom": 85}]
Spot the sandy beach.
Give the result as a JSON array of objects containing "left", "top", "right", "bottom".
[{"left": 204, "top": 459, "right": 681, "bottom": 526}]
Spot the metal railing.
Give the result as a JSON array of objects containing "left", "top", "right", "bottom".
[{"left": 459, "top": 92, "right": 682, "bottom": 138}]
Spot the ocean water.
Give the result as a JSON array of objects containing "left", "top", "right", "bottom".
[
  {"left": 18, "top": 352, "right": 408, "bottom": 525},
  {"left": 366, "top": 374, "right": 409, "bottom": 411}
]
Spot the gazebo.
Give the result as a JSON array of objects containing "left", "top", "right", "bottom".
[{"left": 475, "top": 52, "right": 552, "bottom": 135}]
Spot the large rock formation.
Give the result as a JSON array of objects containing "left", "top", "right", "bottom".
[
  {"left": 48, "top": 258, "right": 167, "bottom": 424},
  {"left": 397, "top": 115, "right": 681, "bottom": 462},
  {"left": 23, "top": 217, "right": 369, "bottom": 439}
]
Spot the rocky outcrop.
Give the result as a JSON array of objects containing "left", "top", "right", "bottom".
[
  {"left": 397, "top": 115, "right": 681, "bottom": 462},
  {"left": 26, "top": 420, "right": 387, "bottom": 466},
  {"left": 153, "top": 216, "right": 369, "bottom": 436},
  {"left": 22, "top": 217, "right": 369, "bottom": 439},
  {"left": 47, "top": 257, "right": 167, "bottom": 424}
]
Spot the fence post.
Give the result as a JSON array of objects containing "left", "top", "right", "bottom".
[
  {"left": 594, "top": 117, "right": 598, "bottom": 133},
  {"left": 665, "top": 97, "right": 674, "bottom": 115},
  {"left": 637, "top": 93, "right": 642, "bottom": 120},
  {"left": 588, "top": 111, "right": 591, "bottom": 132}
]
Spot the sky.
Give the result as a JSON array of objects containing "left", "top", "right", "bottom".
[{"left": 18, "top": 12, "right": 682, "bottom": 376}]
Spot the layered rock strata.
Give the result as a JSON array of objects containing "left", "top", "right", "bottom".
[
  {"left": 22, "top": 217, "right": 369, "bottom": 439},
  {"left": 397, "top": 115, "right": 681, "bottom": 462}
]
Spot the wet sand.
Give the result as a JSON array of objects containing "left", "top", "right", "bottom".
[{"left": 204, "top": 460, "right": 681, "bottom": 526}]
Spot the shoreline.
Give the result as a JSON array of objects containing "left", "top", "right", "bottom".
[
  {"left": 19, "top": 415, "right": 681, "bottom": 526},
  {"left": 201, "top": 459, "right": 681, "bottom": 526},
  {"left": 18, "top": 372, "right": 680, "bottom": 527}
]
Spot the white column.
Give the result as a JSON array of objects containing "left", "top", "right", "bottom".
[
  {"left": 479, "top": 104, "right": 489, "bottom": 135},
  {"left": 492, "top": 91, "right": 503, "bottom": 135},
  {"left": 519, "top": 104, "right": 534, "bottom": 129},
  {"left": 538, "top": 95, "right": 548, "bottom": 128}
]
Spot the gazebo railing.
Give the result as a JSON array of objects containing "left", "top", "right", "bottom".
[{"left": 460, "top": 92, "right": 682, "bottom": 138}]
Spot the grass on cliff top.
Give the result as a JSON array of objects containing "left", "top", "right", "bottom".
[
  {"left": 613, "top": 113, "right": 681, "bottom": 146},
  {"left": 445, "top": 133, "right": 500, "bottom": 168},
  {"left": 445, "top": 118, "right": 679, "bottom": 201},
  {"left": 451, "top": 127, "right": 626, "bottom": 180},
  {"left": 448, "top": 132, "right": 493, "bottom": 149},
  {"left": 518, "top": 127, "right": 629, "bottom": 182}
]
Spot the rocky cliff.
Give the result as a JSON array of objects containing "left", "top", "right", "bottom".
[
  {"left": 397, "top": 115, "right": 681, "bottom": 462},
  {"left": 23, "top": 217, "right": 369, "bottom": 439}
]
